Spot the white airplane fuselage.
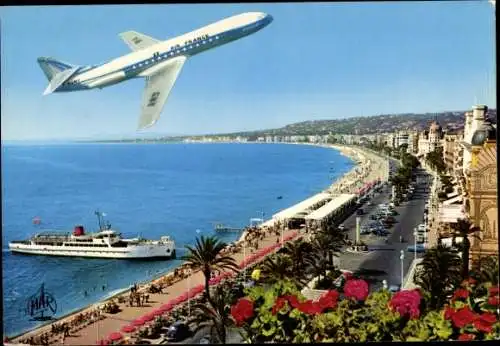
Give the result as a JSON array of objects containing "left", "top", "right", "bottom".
[{"left": 55, "top": 12, "right": 273, "bottom": 92}]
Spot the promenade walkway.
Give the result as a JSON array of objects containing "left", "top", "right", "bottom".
[{"left": 11, "top": 229, "right": 298, "bottom": 346}]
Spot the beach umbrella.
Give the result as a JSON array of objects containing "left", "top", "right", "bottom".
[
  {"left": 108, "top": 332, "right": 123, "bottom": 342},
  {"left": 162, "top": 304, "right": 174, "bottom": 312},
  {"left": 132, "top": 318, "right": 146, "bottom": 326},
  {"left": 151, "top": 309, "right": 163, "bottom": 316},
  {"left": 141, "top": 314, "right": 155, "bottom": 322},
  {"left": 121, "top": 325, "right": 136, "bottom": 333}
]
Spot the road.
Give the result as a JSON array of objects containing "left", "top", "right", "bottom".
[{"left": 338, "top": 167, "right": 431, "bottom": 291}]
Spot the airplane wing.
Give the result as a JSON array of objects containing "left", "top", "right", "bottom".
[
  {"left": 119, "top": 31, "right": 160, "bottom": 51},
  {"left": 138, "top": 56, "right": 187, "bottom": 130}
]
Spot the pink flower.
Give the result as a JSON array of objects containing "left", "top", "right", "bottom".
[
  {"left": 389, "top": 289, "right": 422, "bottom": 319},
  {"left": 343, "top": 272, "right": 353, "bottom": 281},
  {"left": 344, "top": 279, "right": 369, "bottom": 301},
  {"left": 230, "top": 298, "right": 254, "bottom": 326}
]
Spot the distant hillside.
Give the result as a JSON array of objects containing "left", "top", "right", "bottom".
[
  {"left": 216, "top": 109, "right": 497, "bottom": 137},
  {"left": 90, "top": 108, "right": 497, "bottom": 143}
]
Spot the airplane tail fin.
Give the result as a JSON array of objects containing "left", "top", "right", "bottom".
[{"left": 37, "top": 57, "right": 75, "bottom": 81}]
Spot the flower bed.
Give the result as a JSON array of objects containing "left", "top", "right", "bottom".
[{"left": 229, "top": 277, "right": 500, "bottom": 342}]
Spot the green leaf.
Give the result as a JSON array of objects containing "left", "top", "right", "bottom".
[
  {"left": 261, "top": 324, "right": 276, "bottom": 337},
  {"left": 407, "top": 336, "right": 424, "bottom": 342}
]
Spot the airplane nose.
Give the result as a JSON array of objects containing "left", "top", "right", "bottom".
[{"left": 259, "top": 13, "right": 273, "bottom": 26}]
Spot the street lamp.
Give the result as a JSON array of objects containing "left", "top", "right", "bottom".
[
  {"left": 400, "top": 250, "right": 405, "bottom": 289},
  {"left": 413, "top": 228, "right": 418, "bottom": 261}
]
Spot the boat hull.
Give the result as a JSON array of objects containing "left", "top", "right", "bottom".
[{"left": 8, "top": 243, "right": 176, "bottom": 260}]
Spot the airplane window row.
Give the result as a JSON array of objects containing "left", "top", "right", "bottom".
[{"left": 129, "top": 35, "right": 221, "bottom": 71}]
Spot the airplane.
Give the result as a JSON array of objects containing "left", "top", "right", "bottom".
[{"left": 37, "top": 12, "right": 273, "bottom": 130}]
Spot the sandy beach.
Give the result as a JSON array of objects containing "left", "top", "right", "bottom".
[{"left": 8, "top": 144, "right": 388, "bottom": 346}]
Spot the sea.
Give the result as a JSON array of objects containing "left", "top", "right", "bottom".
[{"left": 1, "top": 142, "right": 354, "bottom": 336}]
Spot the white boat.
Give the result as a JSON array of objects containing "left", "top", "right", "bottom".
[{"left": 8, "top": 211, "right": 176, "bottom": 259}]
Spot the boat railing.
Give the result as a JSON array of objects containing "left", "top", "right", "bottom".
[{"left": 10, "top": 240, "right": 31, "bottom": 245}]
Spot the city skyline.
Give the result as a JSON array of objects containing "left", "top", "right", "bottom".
[{"left": 1, "top": 2, "right": 497, "bottom": 140}]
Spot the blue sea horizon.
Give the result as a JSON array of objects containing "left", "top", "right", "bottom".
[{"left": 1, "top": 142, "right": 354, "bottom": 337}]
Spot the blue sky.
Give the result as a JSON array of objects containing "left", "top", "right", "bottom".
[{"left": 1, "top": 2, "right": 496, "bottom": 140}]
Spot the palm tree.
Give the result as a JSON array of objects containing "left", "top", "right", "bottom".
[
  {"left": 414, "top": 244, "right": 462, "bottom": 309},
  {"left": 473, "top": 255, "right": 499, "bottom": 284},
  {"left": 310, "top": 228, "right": 345, "bottom": 280},
  {"left": 183, "top": 236, "right": 239, "bottom": 305},
  {"left": 259, "top": 255, "right": 298, "bottom": 284},
  {"left": 188, "top": 285, "right": 234, "bottom": 344},
  {"left": 281, "top": 239, "right": 316, "bottom": 276},
  {"left": 449, "top": 218, "right": 482, "bottom": 279}
]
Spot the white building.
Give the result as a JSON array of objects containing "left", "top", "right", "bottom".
[
  {"left": 461, "top": 105, "right": 489, "bottom": 178},
  {"left": 417, "top": 121, "right": 444, "bottom": 157}
]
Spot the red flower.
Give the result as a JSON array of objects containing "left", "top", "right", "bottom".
[
  {"left": 489, "top": 286, "right": 499, "bottom": 297},
  {"left": 451, "top": 307, "right": 479, "bottom": 329},
  {"left": 389, "top": 289, "right": 422, "bottom": 319},
  {"left": 470, "top": 312, "right": 497, "bottom": 333},
  {"left": 317, "top": 290, "right": 339, "bottom": 311},
  {"left": 487, "top": 296, "right": 499, "bottom": 307},
  {"left": 479, "top": 312, "right": 497, "bottom": 324},
  {"left": 344, "top": 279, "right": 369, "bottom": 301},
  {"left": 461, "top": 277, "right": 477, "bottom": 287},
  {"left": 452, "top": 288, "right": 470, "bottom": 302},
  {"left": 230, "top": 298, "right": 254, "bottom": 326},
  {"left": 297, "top": 300, "right": 322, "bottom": 315},
  {"left": 473, "top": 319, "right": 493, "bottom": 333},
  {"left": 458, "top": 333, "right": 476, "bottom": 341},
  {"left": 272, "top": 297, "right": 288, "bottom": 315},
  {"left": 444, "top": 306, "right": 456, "bottom": 320},
  {"left": 283, "top": 294, "right": 300, "bottom": 309}
]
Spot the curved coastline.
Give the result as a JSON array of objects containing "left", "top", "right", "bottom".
[{"left": 7, "top": 143, "right": 387, "bottom": 343}]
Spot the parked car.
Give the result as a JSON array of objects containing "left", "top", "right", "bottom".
[
  {"left": 385, "top": 216, "right": 396, "bottom": 223},
  {"left": 360, "top": 227, "right": 371, "bottom": 235},
  {"left": 407, "top": 244, "right": 426, "bottom": 253},
  {"left": 389, "top": 284, "right": 401, "bottom": 292},
  {"left": 374, "top": 229, "right": 390, "bottom": 236},
  {"left": 338, "top": 224, "right": 346, "bottom": 231},
  {"left": 166, "top": 321, "right": 192, "bottom": 342},
  {"left": 417, "top": 224, "right": 427, "bottom": 232}
]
